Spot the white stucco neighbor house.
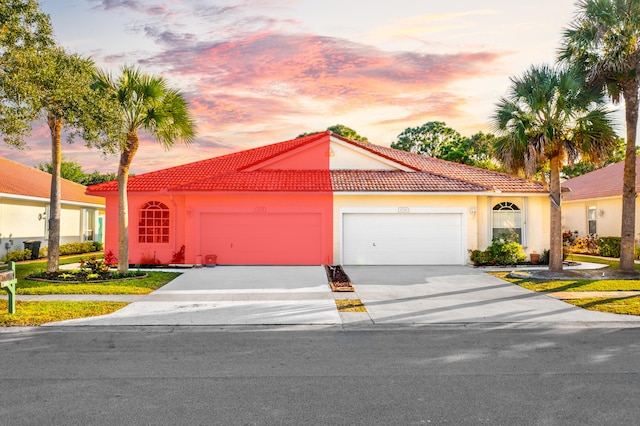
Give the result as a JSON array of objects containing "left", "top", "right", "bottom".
[
  {"left": 88, "top": 131, "right": 549, "bottom": 266},
  {"left": 0, "top": 156, "right": 106, "bottom": 259}
]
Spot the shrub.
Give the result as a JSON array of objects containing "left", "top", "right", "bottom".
[
  {"left": 79, "top": 255, "right": 109, "bottom": 273},
  {"left": 59, "top": 241, "right": 102, "bottom": 256},
  {"left": 470, "top": 233, "right": 527, "bottom": 266},
  {"left": 170, "top": 245, "right": 185, "bottom": 264},
  {"left": 104, "top": 249, "right": 117, "bottom": 266},
  {"left": 572, "top": 235, "right": 599, "bottom": 255},
  {"left": 635, "top": 246, "right": 640, "bottom": 260},
  {"left": 540, "top": 249, "right": 550, "bottom": 265},
  {"left": 597, "top": 236, "right": 621, "bottom": 258},
  {"left": 1, "top": 249, "right": 32, "bottom": 262},
  {"left": 138, "top": 253, "right": 161, "bottom": 265}
]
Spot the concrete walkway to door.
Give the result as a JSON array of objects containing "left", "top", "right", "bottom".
[{"left": 343, "top": 265, "right": 640, "bottom": 325}]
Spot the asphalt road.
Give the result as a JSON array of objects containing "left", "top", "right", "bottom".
[{"left": 1, "top": 325, "right": 639, "bottom": 425}]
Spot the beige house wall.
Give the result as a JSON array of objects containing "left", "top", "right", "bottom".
[
  {"left": 563, "top": 197, "right": 640, "bottom": 238},
  {"left": 0, "top": 196, "right": 104, "bottom": 258},
  {"left": 0, "top": 198, "right": 45, "bottom": 238}
]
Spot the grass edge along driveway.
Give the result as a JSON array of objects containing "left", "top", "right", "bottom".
[
  {"left": 0, "top": 255, "right": 180, "bottom": 326},
  {"left": 491, "top": 254, "right": 640, "bottom": 316}
]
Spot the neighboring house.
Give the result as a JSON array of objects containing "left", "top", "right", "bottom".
[
  {"left": 87, "top": 131, "right": 549, "bottom": 265},
  {"left": 562, "top": 157, "right": 640, "bottom": 238},
  {"left": 0, "top": 156, "right": 106, "bottom": 259}
]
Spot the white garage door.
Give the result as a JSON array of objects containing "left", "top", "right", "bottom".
[{"left": 343, "top": 213, "right": 464, "bottom": 265}]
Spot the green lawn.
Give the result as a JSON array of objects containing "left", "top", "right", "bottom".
[
  {"left": 491, "top": 271, "right": 640, "bottom": 292},
  {"left": 0, "top": 255, "right": 181, "bottom": 326},
  {"left": 566, "top": 253, "right": 640, "bottom": 270},
  {"left": 12, "top": 256, "right": 180, "bottom": 295},
  {"left": 0, "top": 300, "right": 128, "bottom": 326},
  {"left": 565, "top": 297, "right": 640, "bottom": 316},
  {"left": 490, "top": 255, "right": 640, "bottom": 316}
]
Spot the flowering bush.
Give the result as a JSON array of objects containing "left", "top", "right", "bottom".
[
  {"left": 571, "top": 235, "right": 599, "bottom": 255},
  {"left": 470, "top": 233, "right": 527, "bottom": 266}
]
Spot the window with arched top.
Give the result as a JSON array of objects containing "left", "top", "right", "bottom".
[
  {"left": 492, "top": 202, "right": 522, "bottom": 243},
  {"left": 138, "top": 201, "right": 170, "bottom": 244}
]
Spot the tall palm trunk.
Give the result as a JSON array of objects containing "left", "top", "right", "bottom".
[
  {"left": 619, "top": 79, "right": 639, "bottom": 272},
  {"left": 117, "top": 132, "right": 140, "bottom": 273},
  {"left": 46, "top": 113, "right": 62, "bottom": 273},
  {"left": 548, "top": 155, "right": 564, "bottom": 272}
]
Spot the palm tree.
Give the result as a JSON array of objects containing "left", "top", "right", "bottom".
[
  {"left": 92, "top": 66, "right": 196, "bottom": 273},
  {"left": 492, "top": 65, "right": 616, "bottom": 272},
  {"left": 559, "top": 0, "right": 640, "bottom": 272}
]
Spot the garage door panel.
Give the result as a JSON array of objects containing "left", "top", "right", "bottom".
[
  {"left": 201, "top": 213, "right": 322, "bottom": 264},
  {"left": 343, "top": 213, "right": 463, "bottom": 265}
]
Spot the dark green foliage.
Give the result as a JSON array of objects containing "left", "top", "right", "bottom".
[
  {"left": 597, "top": 237, "right": 621, "bottom": 258},
  {"left": 298, "top": 124, "right": 369, "bottom": 142},
  {"left": 1, "top": 249, "right": 31, "bottom": 262},
  {"left": 470, "top": 234, "right": 527, "bottom": 266},
  {"left": 36, "top": 158, "right": 118, "bottom": 185}
]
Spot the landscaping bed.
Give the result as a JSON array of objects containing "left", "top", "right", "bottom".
[
  {"left": 325, "top": 265, "right": 355, "bottom": 292},
  {"left": 27, "top": 270, "right": 147, "bottom": 283}
]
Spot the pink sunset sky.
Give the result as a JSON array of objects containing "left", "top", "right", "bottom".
[{"left": 1, "top": 0, "right": 610, "bottom": 175}]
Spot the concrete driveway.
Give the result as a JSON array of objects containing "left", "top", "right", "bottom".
[
  {"left": 52, "top": 266, "right": 340, "bottom": 326},
  {"left": 49, "top": 264, "right": 640, "bottom": 327},
  {"left": 344, "top": 265, "right": 640, "bottom": 325}
]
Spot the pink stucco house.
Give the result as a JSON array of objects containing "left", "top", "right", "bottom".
[{"left": 87, "top": 131, "right": 548, "bottom": 265}]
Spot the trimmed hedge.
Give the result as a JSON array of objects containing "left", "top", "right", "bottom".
[
  {"left": 597, "top": 237, "right": 621, "bottom": 258},
  {"left": 1, "top": 249, "right": 32, "bottom": 262},
  {"left": 2, "top": 241, "right": 103, "bottom": 262},
  {"left": 58, "top": 241, "right": 103, "bottom": 256}
]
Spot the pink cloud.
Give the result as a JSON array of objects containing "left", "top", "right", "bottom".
[{"left": 143, "top": 31, "right": 501, "bottom": 134}]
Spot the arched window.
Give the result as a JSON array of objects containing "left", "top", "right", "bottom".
[
  {"left": 492, "top": 202, "right": 522, "bottom": 243},
  {"left": 138, "top": 201, "right": 170, "bottom": 243}
]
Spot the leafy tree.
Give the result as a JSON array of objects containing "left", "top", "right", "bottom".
[
  {"left": 297, "top": 124, "right": 369, "bottom": 142},
  {"left": 37, "top": 157, "right": 85, "bottom": 183},
  {"left": 439, "top": 131, "right": 505, "bottom": 171},
  {"left": 391, "top": 121, "right": 462, "bottom": 157},
  {"left": 81, "top": 170, "right": 118, "bottom": 186},
  {"left": 0, "top": 2, "right": 111, "bottom": 272},
  {"left": 327, "top": 124, "right": 368, "bottom": 142},
  {"left": 36, "top": 158, "right": 119, "bottom": 185},
  {"left": 562, "top": 137, "right": 632, "bottom": 179},
  {"left": 559, "top": 0, "right": 640, "bottom": 271},
  {"left": 492, "top": 65, "right": 616, "bottom": 272},
  {"left": 92, "top": 65, "right": 196, "bottom": 273}
]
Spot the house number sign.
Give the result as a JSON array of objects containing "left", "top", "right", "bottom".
[{"left": 398, "top": 207, "right": 410, "bottom": 213}]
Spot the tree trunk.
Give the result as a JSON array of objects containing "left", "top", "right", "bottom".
[
  {"left": 619, "top": 79, "right": 639, "bottom": 272},
  {"left": 548, "top": 155, "right": 563, "bottom": 272},
  {"left": 46, "top": 114, "right": 62, "bottom": 273},
  {"left": 117, "top": 132, "right": 140, "bottom": 274}
]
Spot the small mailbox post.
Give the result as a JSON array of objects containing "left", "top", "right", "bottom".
[{"left": 0, "top": 261, "right": 17, "bottom": 314}]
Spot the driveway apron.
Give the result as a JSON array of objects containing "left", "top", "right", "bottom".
[
  {"left": 50, "top": 266, "right": 340, "bottom": 326},
  {"left": 343, "top": 265, "right": 640, "bottom": 325}
]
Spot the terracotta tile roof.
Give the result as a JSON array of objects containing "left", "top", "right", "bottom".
[
  {"left": 87, "top": 131, "right": 546, "bottom": 195},
  {"left": 330, "top": 170, "right": 488, "bottom": 192},
  {"left": 176, "top": 170, "right": 332, "bottom": 192},
  {"left": 88, "top": 132, "right": 327, "bottom": 193},
  {"left": 338, "top": 137, "right": 546, "bottom": 193},
  {"left": 562, "top": 157, "right": 640, "bottom": 201},
  {"left": 0, "top": 156, "right": 104, "bottom": 206}
]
